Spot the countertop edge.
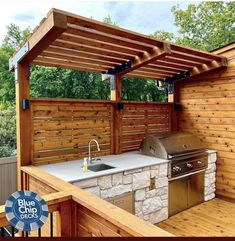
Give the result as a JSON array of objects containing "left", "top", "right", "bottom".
[{"left": 69, "top": 158, "right": 168, "bottom": 183}]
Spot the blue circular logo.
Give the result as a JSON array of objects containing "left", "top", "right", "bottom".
[{"left": 5, "top": 191, "right": 48, "bottom": 231}]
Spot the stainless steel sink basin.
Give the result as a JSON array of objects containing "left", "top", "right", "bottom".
[{"left": 88, "top": 163, "right": 115, "bottom": 172}]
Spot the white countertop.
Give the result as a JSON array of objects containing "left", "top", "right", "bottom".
[{"left": 38, "top": 151, "right": 168, "bottom": 183}]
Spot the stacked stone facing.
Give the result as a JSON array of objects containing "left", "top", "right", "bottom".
[
  {"left": 73, "top": 151, "right": 217, "bottom": 224},
  {"left": 204, "top": 151, "right": 217, "bottom": 201},
  {"left": 73, "top": 163, "right": 168, "bottom": 224}
]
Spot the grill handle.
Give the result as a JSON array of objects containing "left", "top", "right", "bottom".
[{"left": 168, "top": 169, "right": 206, "bottom": 182}]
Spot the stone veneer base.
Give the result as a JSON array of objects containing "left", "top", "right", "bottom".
[{"left": 72, "top": 151, "right": 217, "bottom": 224}]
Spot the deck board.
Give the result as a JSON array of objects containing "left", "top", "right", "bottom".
[{"left": 156, "top": 198, "right": 235, "bottom": 237}]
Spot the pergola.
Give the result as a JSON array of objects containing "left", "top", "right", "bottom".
[{"left": 10, "top": 8, "right": 227, "bottom": 88}]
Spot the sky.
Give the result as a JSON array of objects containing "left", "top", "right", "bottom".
[{"left": 0, "top": 0, "right": 202, "bottom": 44}]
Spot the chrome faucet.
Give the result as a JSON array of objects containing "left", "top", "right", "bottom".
[{"left": 88, "top": 139, "right": 100, "bottom": 164}]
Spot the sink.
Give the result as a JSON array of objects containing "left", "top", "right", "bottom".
[{"left": 88, "top": 163, "right": 115, "bottom": 172}]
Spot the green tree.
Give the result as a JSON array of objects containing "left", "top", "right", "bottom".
[
  {"left": 0, "top": 24, "right": 31, "bottom": 104},
  {"left": 30, "top": 67, "right": 110, "bottom": 100},
  {"left": 122, "top": 77, "right": 165, "bottom": 102},
  {"left": 3, "top": 23, "right": 31, "bottom": 49},
  {"left": 150, "top": 30, "right": 175, "bottom": 42},
  {"left": 172, "top": 2, "right": 235, "bottom": 51},
  {"left": 103, "top": 15, "right": 117, "bottom": 26},
  {"left": 0, "top": 45, "right": 15, "bottom": 104},
  {"left": 0, "top": 104, "right": 16, "bottom": 157},
  {"left": 0, "top": 24, "right": 30, "bottom": 157}
]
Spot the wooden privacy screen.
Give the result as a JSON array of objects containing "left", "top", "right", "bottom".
[
  {"left": 30, "top": 99, "right": 173, "bottom": 165},
  {"left": 121, "top": 103, "right": 172, "bottom": 152},
  {"left": 31, "top": 99, "right": 113, "bottom": 165}
]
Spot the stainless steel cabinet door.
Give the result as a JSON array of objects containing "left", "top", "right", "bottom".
[
  {"left": 188, "top": 172, "right": 204, "bottom": 208},
  {"left": 169, "top": 176, "right": 188, "bottom": 216}
]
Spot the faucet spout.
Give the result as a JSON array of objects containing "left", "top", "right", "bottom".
[{"left": 88, "top": 139, "right": 100, "bottom": 164}]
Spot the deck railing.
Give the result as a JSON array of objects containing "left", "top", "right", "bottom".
[
  {"left": 0, "top": 191, "right": 71, "bottom": 237},
  {"left": 0, "top": 166, "right": 173, "bottom": 237}
]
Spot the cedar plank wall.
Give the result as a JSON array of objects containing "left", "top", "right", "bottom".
[{"left": 177, "top": 43, "right": 235, "bottom": 200}]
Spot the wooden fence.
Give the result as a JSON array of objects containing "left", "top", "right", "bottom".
[
  {"left": 30, "top": 98, "right": 173, "bottom": 165},
  {"left": 0, "top": 157, "right": 17, "bottom": 205}
]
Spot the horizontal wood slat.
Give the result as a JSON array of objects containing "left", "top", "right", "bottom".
[
  {"left": 30, "top": 99, "right": 173, "bottom": 165},
  {"left": 31, "top": 99, "right": 113, "bottom": 165},
  {"left": 121, "top": 103, "right": 172, "bottom": 152}
]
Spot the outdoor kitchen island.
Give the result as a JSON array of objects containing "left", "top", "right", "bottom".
[{"left": 38, "top": 150, "right": 217, "bottom": 224}]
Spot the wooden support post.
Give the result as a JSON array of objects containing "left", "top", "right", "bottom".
[
  {"left": 111, "top": 74, "right": 122, "bottom": 154},
  {"left": 15, "top": 61, "right": 31, "bottom": 189},
  {"left": 60, "top": 199, "right": 74, "bottom": 237},
  {"left": 172, "top": 81, "right": 180, "bottom": 131}
]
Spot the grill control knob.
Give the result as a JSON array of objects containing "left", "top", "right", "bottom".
[
  {"left": 173, "top": 166, "right": 181, "bottom": 172},
  {"left": 187, "top": 163, "right": 193, "bottom": 168}
]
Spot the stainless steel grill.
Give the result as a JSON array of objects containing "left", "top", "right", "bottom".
[
  {"left": 140, "top": 131, "right": 208, "bottom": 178},
  {"left": 140, "top": 131, "right": 208, "bottom": 216}
]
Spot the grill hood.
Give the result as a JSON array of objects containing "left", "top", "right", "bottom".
[{"left": 140, "top": 131, "right": 206, "bottom": 159}]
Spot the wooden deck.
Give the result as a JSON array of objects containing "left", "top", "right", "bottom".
[{"left": 156, "top": 198, "right": 235, "bottom": 237}]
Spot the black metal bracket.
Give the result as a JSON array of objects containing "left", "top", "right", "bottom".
[
  {"left": 117, "top": 102, "right": 124, "bottom": 110},
  {"left": 174, "top": 103, "right": 181, "bottom": 110},
  {"left": 22, "top": 99, "right": 30, "bottom": 110},
  {"left": 107, "top": 60, "right": 132, "bottom": 75},
  {"left": 168, "top": 83, "right": 174, "bottom": 94},
  {"left": 164, "top": 70, "right": 190, "bottom": 84}
]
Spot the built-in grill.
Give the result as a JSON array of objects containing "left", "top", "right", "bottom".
[
  {"left": 140, "top": 131, "right": 208, "bottom": 178},
  {"left": 140, "top": 131, "right": 208, "bottom": 216}
]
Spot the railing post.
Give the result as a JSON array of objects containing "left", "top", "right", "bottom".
[{"left": 60, "top": 199, "right": 75, "bottom": 237}]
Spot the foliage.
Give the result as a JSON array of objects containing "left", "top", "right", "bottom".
[
  {"left": 150, "top": 30, "right": 175, "bottom": 42},
  {"left": 0, "top": 24, "right": 31, "bottom": 104},
  {"left": 0, "top": 45, "right": 15, "bottom": 104},
  {"left": 103, "top": 15, "right": 118, "bottom": 26},
  {"left": 122, "top": 77, "right": 166, "bottom": 101},
  {"left": 172, "top": 2, "right": 235, "bottom": 51},
  {"left": 30, "top": 66, "right": 110, "bottom": 100},
  {"left": 3, "top": 23, "right": 31, "bottom": 49},
  {"left": 0, "top": 104, "right": 16, "bottom": 157}
]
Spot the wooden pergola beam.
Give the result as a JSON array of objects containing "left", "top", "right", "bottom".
[
  {"left": 10, "top": 9, "right": 67, "bottom": 70},
  {"left": 41, "top": 51, "right": 118, "bottom": 67},
  {"left": 33, "top": 58, "right": 107, "bottom": 73},
  {"left": 35, "top": 55, "right": 114, "bottom": 69},
  {"left": 66, "top": 24, "right": 152, "bottom": 51},
  {"left": 108, "top": 43, "right": 171, "bottom": 76},
  {"left": 166, "top": 57, "right": 228, "bottom": 84},
  {"left": 190, "top": 57, "right": 228, "bottom": 77},
  {"left": 125, "top": 72, "right": 164, "bottom": 81},
  {"left": 53, "top": 39, "right": 133, "bottom": 60},
  {"left": 25, "top": 10, "right": 67, "bottom": 62},
  {"left": 46, "top": 46, "right": 125, "bottom": 64},
  {"left": 59, "top": 32, "right": 141, "bottom": 56}
]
